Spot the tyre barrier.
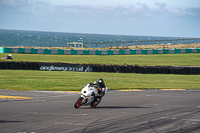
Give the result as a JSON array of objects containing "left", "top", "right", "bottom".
[{"left": 0, "top": 61, "right": 200, "bottom": 75}]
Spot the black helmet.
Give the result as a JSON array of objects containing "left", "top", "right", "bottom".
[{"left": 97, "top": 78, "right": 104, "bottom": 86}]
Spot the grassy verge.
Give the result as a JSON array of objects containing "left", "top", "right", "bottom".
[
  {"left": 1, "top": 53, "right": 200, "bottom": 91},
  {"left": 0, "top": 70, "right": 200, "bottom": 91},
  {"left": 1, "top": 53, "right": 200, "bottom": 66}
]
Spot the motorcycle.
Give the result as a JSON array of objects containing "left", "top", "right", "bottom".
[{"left": 74, "top": 83, "right": 108, "bottom": 108}]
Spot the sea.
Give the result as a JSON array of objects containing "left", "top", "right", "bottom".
[{"left": 0, "top": 29, "right": 192, "bottom": 48}]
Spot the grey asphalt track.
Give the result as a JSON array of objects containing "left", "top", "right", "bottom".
[{"left": 1, "top": 89, "right": 200, "bottom": 133}]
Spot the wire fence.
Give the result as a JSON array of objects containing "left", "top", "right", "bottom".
[{"left": 67, "top": 38, "right": 200, "bottom": 49}]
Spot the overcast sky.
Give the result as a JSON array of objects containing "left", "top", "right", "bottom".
[{"left": 0, "top": 0, "right": 199, "bottom": 37}]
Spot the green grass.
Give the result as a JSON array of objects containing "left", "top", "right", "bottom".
[
  {"left": 0, "top": 70, "right": 200, "bottom": 91},
  {"left": 1, "top": 53, "right": 200, "bottom": 66},
  {"left": 1, "top": 53, "right": 200, "bottom": 91}
]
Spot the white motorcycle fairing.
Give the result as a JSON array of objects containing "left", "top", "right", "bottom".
[{"left": 81, "top": 84, "right": 98, "bottom": 105}]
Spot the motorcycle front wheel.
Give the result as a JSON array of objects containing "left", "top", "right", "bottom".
[{"left": 74, "top": 97, "right": 84, "bottom": 108}]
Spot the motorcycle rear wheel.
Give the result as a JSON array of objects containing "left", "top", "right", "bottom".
[
  {"left": 90, "top": 99, "right": 100, "bottom": 108},
  {"left": 74, "top": 97, "right": 84, "bottom": 108}
]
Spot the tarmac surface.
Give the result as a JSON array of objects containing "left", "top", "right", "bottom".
[{"left": 1, "top": 89, "right": 200, "bottom": 133}]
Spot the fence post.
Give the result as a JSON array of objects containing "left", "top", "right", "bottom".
[
  {"left": 195, "top": 38, "right": 196, "bottom": 43},
  {"left": 115, "top": 42, "right": 116, "bottom": 47},
  {"left": 102, "top": 42, "right": 103, "bottom": 48},
  {"left": 163, "top": 40, "right": 165, "bottom": 49},
  {"left": 152, "top": 40, "right": 153, "bottom": 46},
  {"left": 188, "top": 39, "right": 190, "bottom": 45},
  {"left": 121, "top": 42, "right": 123, "bottom": 47},
  {"left": 96, "top": 42, "right": 97, "bottom": 48},
  {"left": 89, "top": 42, "right": 91, "bottom": 48},
  {"left": 108, "top": 42, "right": 110, "bottom": 48},
  {"left": 127, "top": 41, "right": 129, "bottom": 47},
  {"left": 175, "top": 39, "right": 177, "bottom": 48}
]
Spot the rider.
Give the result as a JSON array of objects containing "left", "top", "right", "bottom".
[{"left": 90, "top": 78, "right": 106, "bottom": 101}]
